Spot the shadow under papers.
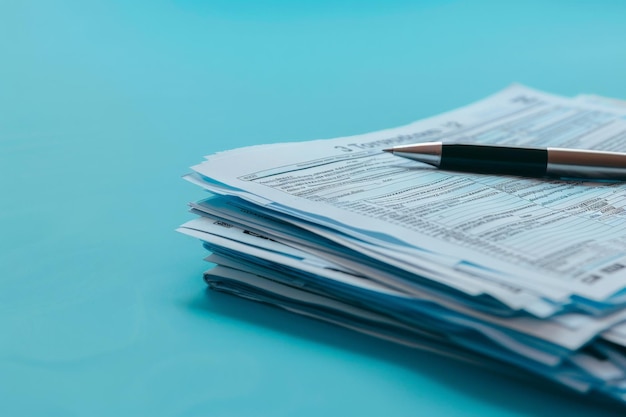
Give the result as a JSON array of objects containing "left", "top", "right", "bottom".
[{"left": 186, "top": 288, "right": 625, "bottom": 416}]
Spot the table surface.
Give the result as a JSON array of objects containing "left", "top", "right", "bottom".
[{"left": 3, "top": 1, "right": 626, "bottom": 415}]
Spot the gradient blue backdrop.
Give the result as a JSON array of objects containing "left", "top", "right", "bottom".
[{"left": 2, "top": 1, "right": 626, "bottom": 416}]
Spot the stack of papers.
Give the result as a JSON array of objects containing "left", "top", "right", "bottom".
[{"left": 179, "top": 85, "right": 626, "bottom": 403}]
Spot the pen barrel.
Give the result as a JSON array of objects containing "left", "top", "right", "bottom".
[
  {"left": 440, "top": 144, "right": 547, "bottom": 177},
  {"left": 547, "top": 148, "right": 626, "bottom": 179}
]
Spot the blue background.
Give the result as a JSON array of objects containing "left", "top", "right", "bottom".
[{"left": 2, "top": 1, "right": 626, "bottom": 415}]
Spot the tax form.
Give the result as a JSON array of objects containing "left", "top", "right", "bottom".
[
  {"left": 190, "top": 85, "right": 626, "bottom": 308},
  {"left": 181, "top": 85, "right": 626, "bottom": 403}
]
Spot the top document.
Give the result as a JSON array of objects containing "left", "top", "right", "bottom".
[{"left": 191, "top": 85, "right": 626, "bottom": 312}]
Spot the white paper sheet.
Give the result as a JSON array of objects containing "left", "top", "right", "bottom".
[{"left": 190, "top": 85, "right": 626, "bottom": 303}]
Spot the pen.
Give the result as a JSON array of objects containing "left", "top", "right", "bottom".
[{"left": 383, "top": 142, "right": 626, "bottom": 180}]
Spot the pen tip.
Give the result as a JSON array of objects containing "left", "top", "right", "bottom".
[{"left": 382, "top": 148, "right": 393, "bottom": 153}]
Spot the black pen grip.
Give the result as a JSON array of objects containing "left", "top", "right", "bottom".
[{"left": 440, "top": 144, "right": 547, "bottom": 177}]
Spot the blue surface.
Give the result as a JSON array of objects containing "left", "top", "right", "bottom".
[{"left": 2, "top": 1, "right": 626, "bottom": 415}]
